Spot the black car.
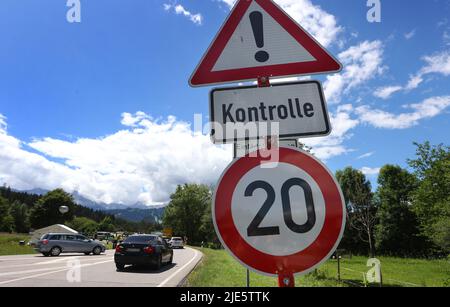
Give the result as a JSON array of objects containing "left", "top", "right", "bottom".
[{"left": 114, "top": 234, "right": 173, "bottom": 271}]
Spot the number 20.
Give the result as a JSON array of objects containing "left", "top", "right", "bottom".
[{"left": 245, "top": 178, "right": 316, "bottom": 237}]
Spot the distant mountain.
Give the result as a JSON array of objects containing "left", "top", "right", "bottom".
[
  {"left": 105, "top": 207, "right": 165, "bottom": 223},
  {"left": 71, "top": 191, "right": 108, "bottom": 211},
  {"left": 18, "top": 188, "right": 166, "bottom": 222}
]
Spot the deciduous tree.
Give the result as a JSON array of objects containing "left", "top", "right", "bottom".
[
  {"left": 374, "top": 165, "right": 422, "bottom": 256},
  {"left": 0, "top": 196, "right": 14, "bottom": 233},
  {"left": 10, "top": 201, "right": 30, "bottom": 234},
  {"left": 29, "top": 189, "right": 75, "bottom": 229},
  {"left": 336, "top": 167, "right": 377, "bottom": 257},
  {"left": 162, "top": 184, "right": 212, "bottom": 245},
  {"left": 408, "top": 142, "right": 450, "bottom": 253}
]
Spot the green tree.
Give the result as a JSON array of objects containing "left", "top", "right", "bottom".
[
  {"left": 163, "top": 184, "right": 212, "bottom": 245},
  {"left": 29, "top": 189, "right": 75, "bottom": 229},
  {"left": 430, "top": 214, "right": 450, "bottom": 253},
  {"left": 0, "top": 196, "right": 14, "bottom": 233},
  {"left": 374, "top": 165, "right": 423, "bottom": 256},
  {"left": 98, "top": 216, "right": 115, "bottom": 232},
  {"left": 199, "top": 202, "right": 221, "bottom": 248},
  {"left": 336, "top": 167, "right": 377, "bottom": 257},
  {"left": 408, "top": 142, "right": 450, "bottom": 253},
  {"left": 10, "top": 201, "right": 30, "bottom": 233},
  {"left": 68, "top": 217, "right": 99, "bottom": 236}
]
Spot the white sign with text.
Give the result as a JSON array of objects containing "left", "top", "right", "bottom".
[{"left": 210, "top": 81, "right": 331, "bottom": 144}]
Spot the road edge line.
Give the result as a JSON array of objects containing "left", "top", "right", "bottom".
[
  {"left": 157, "top": 247, "right": 203, "bottom": 287},
  {"left": 178, "top": 248, "right": 205, "bottom": 287}
]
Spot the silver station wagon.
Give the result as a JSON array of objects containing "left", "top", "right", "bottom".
[{"left": 35, "top": 233, "right": 106, "bottom": 257}]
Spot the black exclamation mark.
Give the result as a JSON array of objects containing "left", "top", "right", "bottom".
[{"left": 249, "top": 11, "right": 269, "bottom": 63}]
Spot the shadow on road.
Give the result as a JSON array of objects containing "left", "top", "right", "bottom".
[{"left": 117, "top": 263, "right": 177, "bottom": 274}]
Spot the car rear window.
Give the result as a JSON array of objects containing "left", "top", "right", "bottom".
[
  {"left": 124, "top": 236, "right": 157, "bottom": 243},
  {"left": 49, "top": 235, "right": 61, "bottom": 240}
]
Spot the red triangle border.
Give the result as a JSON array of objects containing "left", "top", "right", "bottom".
[{"left": 189, "top": 0, "right": 342, "bottom": 87}]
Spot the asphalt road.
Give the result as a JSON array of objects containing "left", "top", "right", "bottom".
[{"left": 0, "top": 247, "right": 202, "bottom": 287}]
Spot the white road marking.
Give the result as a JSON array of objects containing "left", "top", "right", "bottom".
[
  {"left": 0, "top": 256, "right": 41, "bottom": 262},
  {"left": 157, "top": 248, "right": 201, "bottom": 287},
  {"left": 0, "top": 255, "right": 113, "bottom": 276},
  {"left": 0, "top": 255, "right": 113, "bottom": 270},
  {"left": 0, "top": 259, "right": 113, "bottom": 285},
  {"left": 0, "top": 266, "right": 70, "bottom": 277},
  {"left": 0, "top": 249, "right": 200, "bottom": 287}
]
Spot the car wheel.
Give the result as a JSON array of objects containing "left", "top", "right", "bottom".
[
  {"left": 116, "top": 263, "right": 125, "bottom": 271},
  {"left": 93, "top": 246, "right": 102, "bottom": 255},
  {"left": 50, "top": 247, "right": 61, "bottom": 257}
]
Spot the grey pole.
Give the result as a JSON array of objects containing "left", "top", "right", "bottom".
[{"left": 246, "top": 269, "right": 250, "bottom": 287}]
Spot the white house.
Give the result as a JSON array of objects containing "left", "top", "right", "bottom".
[{"left": 29, "top": 224, "right": 78, "bottom": 244}]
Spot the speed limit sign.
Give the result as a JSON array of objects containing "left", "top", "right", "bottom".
[{"left": 213, "top": 146, "right": 346, "bottom": 278}]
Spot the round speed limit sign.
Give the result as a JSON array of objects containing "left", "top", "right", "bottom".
[{"left": 213, "top": 146, "right": 346, "bottom": 276}]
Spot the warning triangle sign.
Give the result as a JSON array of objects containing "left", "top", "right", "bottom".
[{"left": 189, "top": 0, "right": 342, "bottom": 87}]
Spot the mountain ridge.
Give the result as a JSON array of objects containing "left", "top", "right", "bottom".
[{"left": 18, "top": 188, "right": 166, "bottom": 223}]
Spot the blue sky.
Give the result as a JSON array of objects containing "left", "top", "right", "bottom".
[{"left": 1, "top": 0, "right": 449, "bottom": 206}]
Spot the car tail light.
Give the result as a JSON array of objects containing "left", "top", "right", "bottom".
[
  {"left": 42, "top": 239, "right": 49, "bottom": 245},
  {"left": 143, "top": 246, "right": 154, "bottom": 254},
  {"left": 115, "top": 245, "right": 123, "bottom": 253}
]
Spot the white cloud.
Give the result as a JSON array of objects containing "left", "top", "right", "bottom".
[
  {"left": 374, "top": 50, "right": 450, "bottom": 98},
  {"left": 444, "top": 31, "right": 450, "bottom": 46},
  {"left": 0, "top": 114, "right": 7, "bottom": 133},
  {"left": 404, "top": 29, "right": 416, "bottom": 40},
  {"left": 164, "top": 4, "right": 203, "bottom": 25},
  {"left": 217, "top": 0, "right": 342, "bottom": 48},
  {"left": 324, "top": 40, "right": 385, "bottom": 103},
  {"left": 0, "top": 106, "right": 362, "bottom": 206},
  {"left": 357, "top": 152, "right": 374, "bottom": 160},
  {"left": 120, "top": 111, "right": 152, "bottom": 127},
  {"left": 219, "top": 0, "right": 235, "bottom": 7},
  {"left": 405, "top": 74, "right": 424, "bottom": 91},
  {"left": 374, "top": 86, "right": 403, "bottom": 100},
  {"left": 303, "top": 104, "right": 359, "bottom": 160},
  {"left": 0, "top": 113, "right": 231, "bottom": 206},
  {"left": 404, "top": 52, "right": 450, "bottom": 90},
  {"left": 420, "top": 51, "right": 450, "bottom": 76},
  {"left": 360, "top": 167, "right": 381, "bottom": 176},
  {"left": 356, "top": 96, "right": 450, "bottom": 129}
]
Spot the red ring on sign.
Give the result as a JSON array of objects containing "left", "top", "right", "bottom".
[{"left": 214, "top": 147, "right": 345, "bottom": 276}]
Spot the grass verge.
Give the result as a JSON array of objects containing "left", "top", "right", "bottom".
[
  {"left": 0, "top": 233, "right": 36, "bottom": 256},
  {"left": 186, "top": 247, "right": 449, "bottom": 287}
]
